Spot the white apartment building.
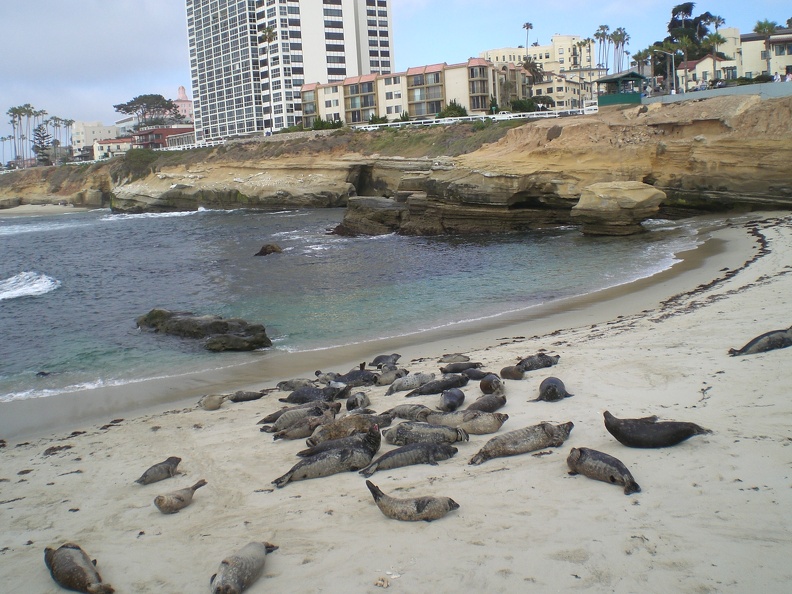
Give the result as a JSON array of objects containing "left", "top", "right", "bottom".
[
  {"left": 186, "top": 0, "right": 393, "bottom": 143},
  {"left": 72, "top": 122, "right": 119, "bottom": 155},
  {"left": 736, "top": 27, "right": 792, "bottom": 79}
]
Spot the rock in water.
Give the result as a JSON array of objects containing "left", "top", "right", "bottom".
[{"left": 44, "top": 543, "right": 114, "bottom": 593}]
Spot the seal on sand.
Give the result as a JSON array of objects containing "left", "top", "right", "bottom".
[
  {"left": 469, "top": 421, "right": 573, "bottom": 465},
  {"left": 567, "top": 447, "right": 640, "bottom": 495},
  {"left": 438, "top": 388, "right": 465, "bottom": 412},
  {"left": 465, "top": 393, "right": 506, "bottom": 413},
  {"left": 425, "top": 410, "right": 509, "bottom": 435},
  {"left": 370, "top": 353, "right": 401, "bottom": 368},
  {"left": 479, "top": 374, "right": 504, "bottom": 395},
  {"left": 603, "top": 411, "right": 712, "bottom": 448},
  {"left": 517, "top": 353, "right": 560, "bottom": 371},
  {"left": 365, "top": 480, "right": 459, "bottom": 522},
  {"left": 135, "top": 456, "right": 181, "bottom": 485},
  {"left": 386, "top": 372, "right": 435, "bottom": 396},
  {"left": 405, "top": 374, "right": 468, "bottom": 397},
  {"left": 728, "top": 326, "right": 792, "bottom": 356},
  {"left": 154, "top": 479, "right": 208, "bottom": 514},
  {"left": 383, "top": 422, "right": 469, "bottom": 446},
  {"left": 499, "top": 365, "right": 525, "bottom": 380},
  {"left": 210, "top": 541, "right": 278, "bottom": 594},
  {"left": 296, "top": 425, "right": 382, "bottom": 458},
  {"left": 439, "top": 361, "right": 482, "bottom": 374},
  {"left": 359, "top": 443, "right": 458, "bottom": 477},
  {"left": 45, "top": 543, "right": 114, "bottom": 593},
  {"left": 533, "top": 377, "right": 573, "bottom": 402}
]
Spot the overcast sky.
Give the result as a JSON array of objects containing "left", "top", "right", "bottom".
[{"left": 0, "top": 0, "right": 787, "bottom": 139}]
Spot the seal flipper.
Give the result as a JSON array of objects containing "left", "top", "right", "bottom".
[
  {"left": 366, "top": 480, "right": 384, "bottom": 502},
  {"left": 415, "top": 498, "right": 430, "bottom": 515}
]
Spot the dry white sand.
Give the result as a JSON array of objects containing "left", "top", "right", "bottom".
[{"left": 1, "top": 213, "right": 791, "bottom": 593}]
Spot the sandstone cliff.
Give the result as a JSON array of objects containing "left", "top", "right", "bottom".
[{"left": 1, "top": 94, "right": 790, "bottom": 235}]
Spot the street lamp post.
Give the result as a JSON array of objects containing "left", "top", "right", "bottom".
[{"left": 652, "top": 49, "right": 676, "bottom": 94}]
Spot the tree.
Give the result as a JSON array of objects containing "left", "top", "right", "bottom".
[
  {"left": 510, "top": 98, "right": 536, "bottom": 113},
  {"left": 522, "top": 22, "right": 533, "bottom": 57},
  {"left": 259, "top": 25, "right": 278, "bottom": 132},
  {"left": 631, "top": 49, "right": 651, "bottom": 77},
  {"left": 711, "top": 15, "right": 726, "bottom": 32},
  {"left": 676, "top": 36, "right": 696, "bottom": 91},
  {"left": 113, "top": 94, "right": 181, "bottom": 128},
  {"left": 594, "top": 25, "right": 610, "bottom": 72},
  {"left": 522, "top": 57, "right": 544, "bottom": 84},
  {"left": 611, "top": 27, "right": 630, "bottom": 72},
  {"left": 702, "top": 32, "right": 727, "bottom": 84},
  {"left": 786, "top": 17, "right": 792, "bottom": 29},
  {"left": 753, "top": 19, "right": 778, "bottom": 75},
  {"left": 669, "top": 3, "right": 696, "bottom": 40},
  {"left": 32, "top": 123, "right": 52, "bottom": 165},
  {"left": 438, "top": 100, "right": 468, "bottom": 118}
]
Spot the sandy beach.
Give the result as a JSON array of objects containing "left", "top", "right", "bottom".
[
  {"left": 1, "top": 213, "right": 791, "bottom": 593},
  {"left": 0, "top": 203, "right": 92, "bottom": 217}
]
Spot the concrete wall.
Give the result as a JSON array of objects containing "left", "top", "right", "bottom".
[{"left": 643, "top": 81, "right": 792, "bottom": 105}]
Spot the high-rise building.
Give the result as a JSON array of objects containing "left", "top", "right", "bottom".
[{"left": 186, "top": 0, "right": 393, "bottom": 143}]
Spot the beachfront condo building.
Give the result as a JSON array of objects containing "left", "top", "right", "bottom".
[{"left": 185, "top": 0, "right": 393, "bottom": 143}]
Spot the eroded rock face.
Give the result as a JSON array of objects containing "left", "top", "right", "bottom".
[
  {"left": 571, "top": 181, "right": 666, "bottom": 235},
  {"left": 136, "top": 308, "right": 272, "bottom": 352}
]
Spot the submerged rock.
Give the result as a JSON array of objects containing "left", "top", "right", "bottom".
[{"left": 136, "top": 308, "right": 272, "bottom": 352}]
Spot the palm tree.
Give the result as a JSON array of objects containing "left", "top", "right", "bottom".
[
  {"left": 259, "top": 25, "right": 277, "bottom": 133},
  {"left": 594, "top": 25, "right": 610, "bottom": 72},
  {"left": 631, "top": 49, "right": 650, "bottom": 77},
  {"left": 711, "top": 15, "right": 725, "bottom": 32},
  {"left": 753, "top": 19, "right": 778, "bottom": 76},
  {"left": 702, "top": 32, "right": 727, "bottom": 84},
  {"left": 523, "top": 22, "right": 533, "bottom": 58},
  {"left": 62, "top": 118, "right": 74, "bottom": 159},
  {"left": 610, "top": 27, "right": 630, "bottom": 72},
  {"left": 676, "top": 36, "right": 696, "bottom": 91},
  {"left": 522, "top": 57, "right": 545, "bottom": 85}
]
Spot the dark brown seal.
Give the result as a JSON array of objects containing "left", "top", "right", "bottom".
[
  {"left": 210, "top": 541, "right": 278, "bottom": 594},
  {"left": 438, "top": 388, "right": 465, "bottom": 412},
  {"left": 728, "top": 325, "right": 792, "bottom": 356},
  {"left": 135, "top": 456, "right": 181, "bottom": 485},
  {"left": 603, "top": 411, "right": 712, "bottom": 448},
  {"left": 365, "top": 480, "right": 459, "bottom": 521},
  {"left": 517, "top": 352, "right": 560, "bottom": 371},
  {"left": 567, "top": 447, "right": 640, "bottom": 494},
  {"left": 533, "top": 377, "right": 573, "bottom": 402},
  {"left": 465, "top": 393, "right": 506, "bottom": 413},
  {"left": 44, "top": 542, "right": 114, "bottom": 593},
  {"left": 478, "top": 374, "right": 503, "bottom": 395}
]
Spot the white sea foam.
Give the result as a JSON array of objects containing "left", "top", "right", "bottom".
[{"left": 0, "top": 271, "right": 61, "bottom": 301}]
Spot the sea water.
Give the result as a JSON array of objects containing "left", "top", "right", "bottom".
[{"left": 0, "top": 207, "right": 702, "bottom": 402}]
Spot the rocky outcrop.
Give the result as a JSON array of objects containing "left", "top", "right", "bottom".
[
  {"left": 571, "top": 182, "right": 666, "bottom": 235},
  {"left": 136, "top": 308, "right": 272, "bottom": 352}
]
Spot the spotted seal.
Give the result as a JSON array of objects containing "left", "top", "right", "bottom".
[
  {"left": 297, "top": 425, "right": 382, "bottom": 458},
  {"left": 272, "top": 429, "right": 380, "bottom": 488},
  {"left": 376, "top": 368, "right": 409, "bottom": 386},
  {"left": 257, "top": 401, "right": 338, "bottom": 425},
  {"left": 386, "top": 372, "right": 436, "bottom": 396},
  {"left": 438, "top": 353, "right": 470, "bottom": 363},
  {"left": 728, "top": 326, "right": 792, "bottom": 356},
  {"left": 365, "top": 480, "right": 459, "bottom": 522},
  {"left": 154, "top": 479, "right": 208, "bottom": 514},
  {"left": 346, "top": 392, "right": 371, "bottom": 411},
  {"left": 272, "top": 409, "right": 336, "bottom": 441},
  {"left": 305, "top": 412, "right": 392, "bottom": 446},
  {"left": 439, "top": 361, "right": 482, "bottom": 374},
  {"left": 44, "top": 543, "right": 114, "bottom": 593},
  {"left": 370, "top": 353, "right": 401, "bottom": 368},
  {"left": 405, "top": 374, "right": 469, "bottom": 397},
  {"left": 425, "top": 410, "right": 509, "bottom": 435},
  {"left": 359, "top": 443, "right": 458, "bottom": 477},
  {"left": 567, "top": 447, "right": 640, "bottom": 495},
  {"left": 279, "top": 383, "right": 349, "bottom": 404},
  {"left": 260, "top": 406, "right": 324, "bottom": 433},
  {"left": 135, "top": 456, "right": 181, "bottom": 485},
  {"left": 210, "top": 541, "right": 278, "bottom": 594},
  {"left": 603, "top": 411, "right": 712, "bottom": 448},
  {"left": 438, "top": 388, "right": 465, "bottom": 412},
  {"left": 469, "top": 421, "right": 573, "bottom": 465},
  {"left": 383, "top": 421, "right": 469, "bottom": 445},
  {"left": 276, "top": 378, "right": 316, "bottom": 391},
  {"left": 517, "top": 352, "right": 560, "bottom": 371},
  {"left": 383, "top": 403, "right": 433, "bottom": 422},
  {"left": 533, "top": 377, "right": 573, "bottom": 402}
]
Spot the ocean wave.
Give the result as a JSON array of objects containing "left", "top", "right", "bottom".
[
  {"left": 0, "top": 220, "right": 90, "bottom": 237},
  {"left": 0, "top": 271, "right": 61, "bottom": 301}
]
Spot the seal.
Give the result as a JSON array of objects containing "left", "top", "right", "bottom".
[
  {"left": 465, "top": 393, "right": 506, "bottom": 413},
  {"left": 479, "top": 374, "right": 504, "bottom": 395},
  {"left": 439, "top": 361, "right": 482, "bottom": 374},
  {"left": 276, "top": 378, "right": 316, "bottom": 391},
  {"left": 438, "top": 353, "right": 470, "bottom": 363},
  {"left": 332, "top": 364, "right": 380, "bottom": 387},
  {"left": 260, "top": 406, "right": 324, "bottom": 433},
  {"left": 272, "top": 409, "right": 336, "bottom": 441},
  {"left": 306, "top": 412, "right": 393, "bottom": 446},
  {"left": 499, "top": 365, "right": 525, "bottom": 380},
  {"left": 603, "top": 411, "right": 712, "bottom": 448},
  {"left": 228, "top": 390, "right": 263, "bottom": 403},
  {"left": 210, "top": 541, "right": 278, "bottom": 594},
  {"left": 359, "top": 443, "right": 458, "bottom": 477},
  {"left": 469, "top": 421, "right": 574, "bottom": 465},
  {"left": 297, "top": 425, "right": 382, "bottom": 458},
  {"left": 567, "top": 447, "right": 641, "bottom": 495},
  {"left": 198, "top": 394, "right": 228, "bottom": 411},
  {"left": 425, "top": 410, "right": 509, "bottom": 435},
  {"left": 405, "top": 374, "right": 469, "bottom": 397},
  {"left": 346, "top": 392, "right": 371, "bottom": 411},
  {"left": 370, "top": 353, "right": 401, "bottom": 368},
  {"left": 460, "top": 368, "right": 492, "bottom": 380},
  {"left": 272, "top": 429, "right": 380, "bottom": 488},
  {"left": 383, "top": 403, "right": 433, "bottom": 422},
  {"left": 279, "top": 383, "right": 349, "bottom": 404},
  {"left": 257, "top": 401, "right": 338, "bottom": 425},
  {"left": 376, "top": 368, "right": 408, "bottom": 386},
  {"left": 438, "top": 388, "right": 465, "bottom": 412},
  {"left": 728, "top": 326, "right": 792, "bottom": 356},
  {"left": 383, "top": 421, "right": 469, "bottom": 445},
  {"left": 44, "top": 542, "right": 115, "bottom": 594},
  {"left": 365, "top": 480, "right": 459, "bottom": 522},
  {"left": 154, "top": 479, "right": 208, "bottom": 514},
  {"left": 517, "top": 353, "right": 560, "bottom": 371},
  {"left": 385, "top": 372, "right": 435, "bottom": 395},
  {"left": 135, "top": 456, "right": 181, "bottom": 485},
  {"left": 533, "top": 377, "right": 573, "bottom": 402}
]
